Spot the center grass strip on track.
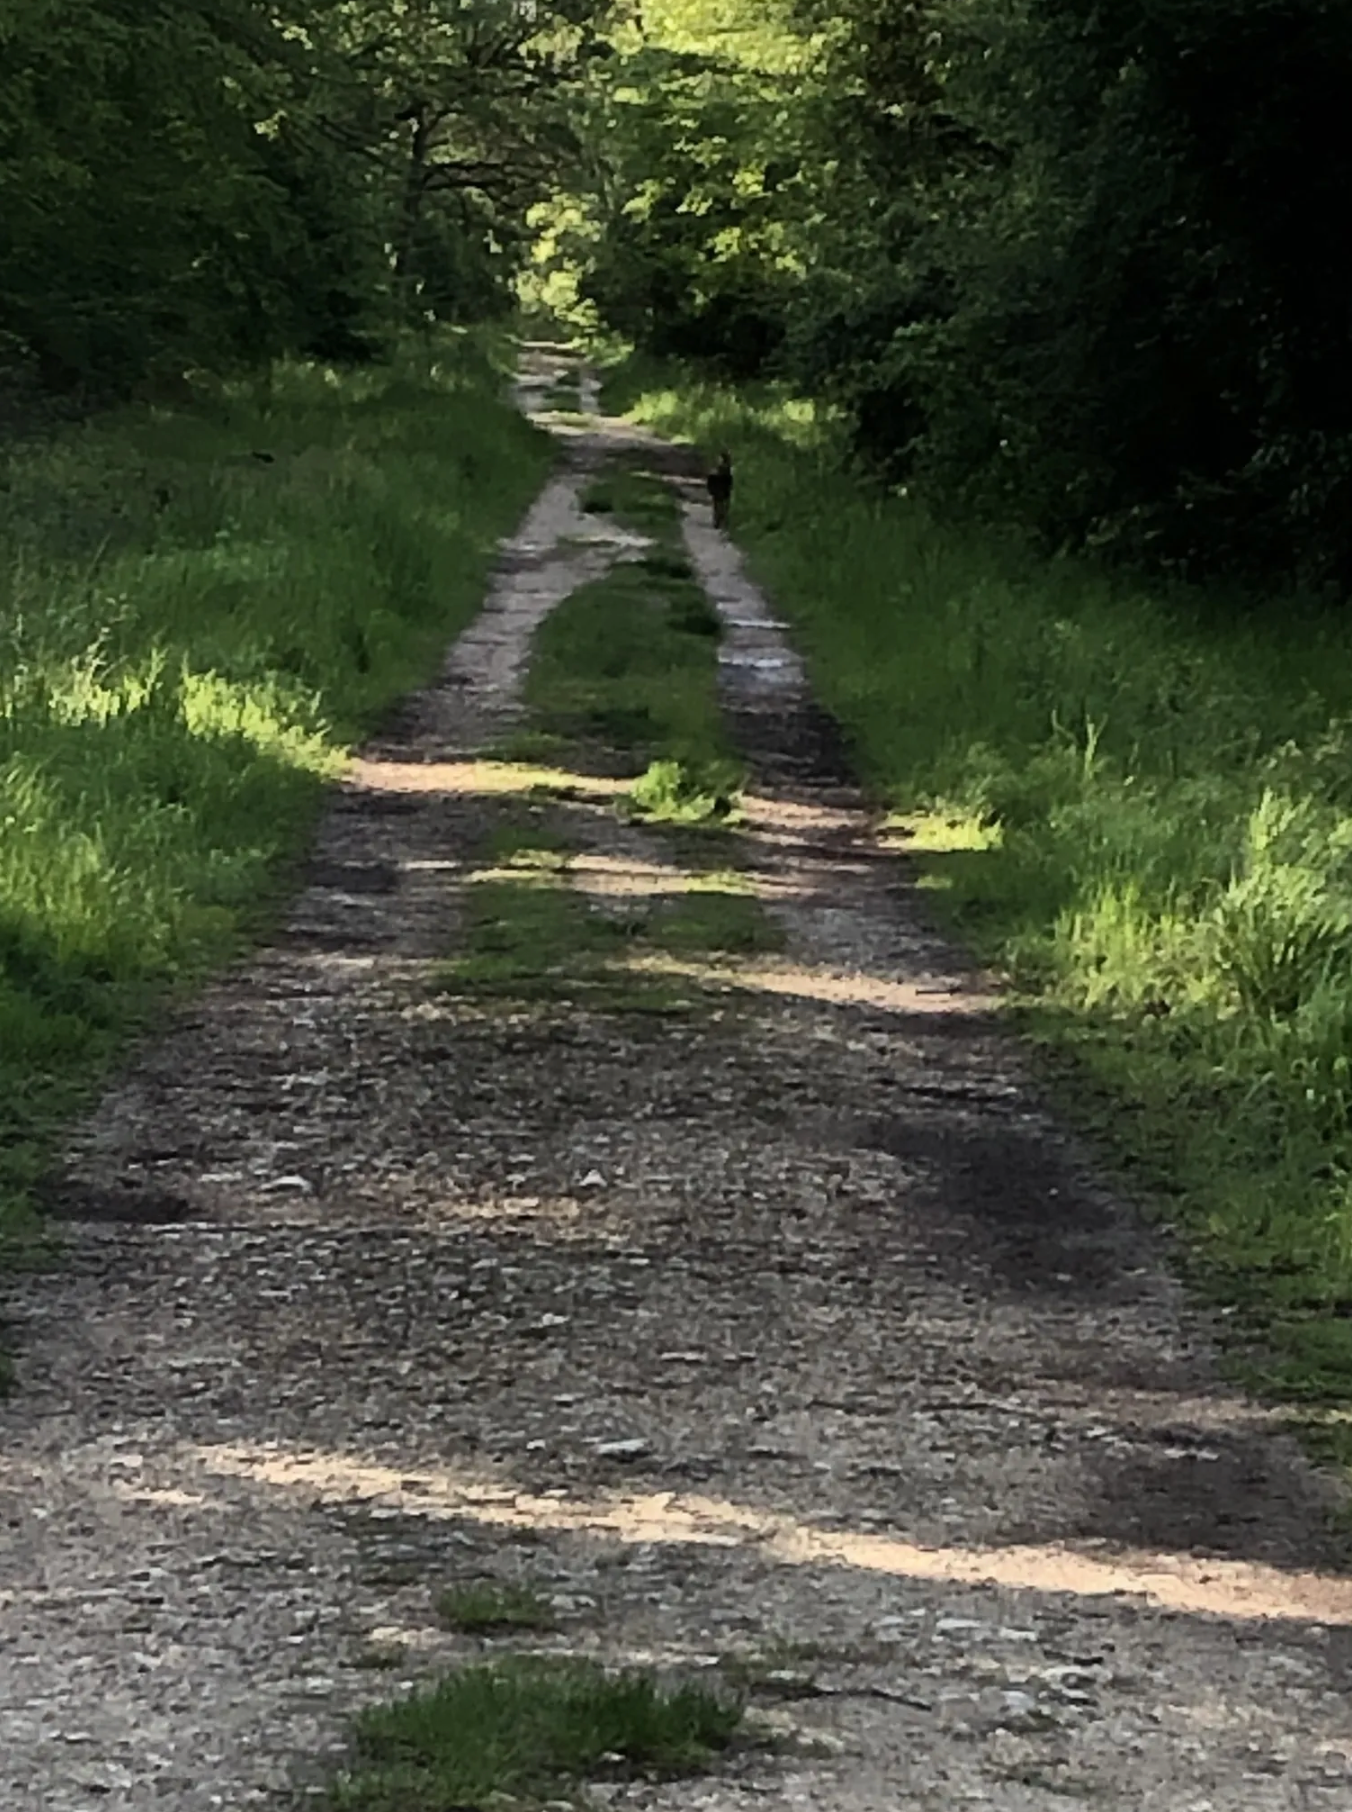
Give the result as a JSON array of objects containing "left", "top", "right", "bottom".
[
  {"left": 439, "top": 818, "right": 783, "bottom": 1012},
  {"left": 508, "top": 459, "right": 741, "bottom": 820},
  {"left": 0, "top": 333, "right": 554, "bottom": 1285}
]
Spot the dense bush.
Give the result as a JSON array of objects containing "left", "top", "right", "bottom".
[{"left": 0, "top": 0, "right": 607, "bottom": 396}]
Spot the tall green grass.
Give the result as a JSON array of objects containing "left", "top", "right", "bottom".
[
  {"left": 0, "top": 335, "right": 552, "bottom": 1261},
  {"left": 606, "top": 358, "right": 1352, "bottom": 1412}
]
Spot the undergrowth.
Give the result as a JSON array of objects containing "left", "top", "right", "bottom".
[
  {"left": 0, "top": 333, "right": 552, "bottom": 1274},
  {"left": 604, "top": 354, "right": 1352, "bottom": 1433},
  {"left": 436, "top": 1579, "right": 558, "bottom": 1634}
]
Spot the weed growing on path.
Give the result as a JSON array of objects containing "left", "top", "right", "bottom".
[
  {"left": 605, "top": 356, "right": 1352, "bottom": 1430},
  {"left": 653, "top": 885, "right": 785, "bottom": 956},
  {"left": 627, "top": 755, "right": 742, "bottom": 825},
  {"left": 580, "top": 464, "right": 681, "bottom": 537},
  {"left": 326, "top": 1656, "right": 742, "bottom": 1811},
  {"left": 0, "top": 336, "right": 553, "bottom": 1271},
  {"left": 437, "top": 1579, "right": 558, "bottom": 1634},
  {"left": 448, "top": 872, "right": 678, "bottom": 1012},
  {"left": 442, "top": 838, "right": 691, "bottom": 1013}
]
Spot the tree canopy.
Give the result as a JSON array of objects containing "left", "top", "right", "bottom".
[
  {"left": 0, "top": 0, "right": 608, "bottom": 392},
  {"left": 555, "top": 0, "right": 1352, "bottom": 589},
  {"left": 7, "top": 0, "right": 1352, "bottom": 589}
]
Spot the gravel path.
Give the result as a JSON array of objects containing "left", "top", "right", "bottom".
[{"left": 4, "top": 350, "right": 1352, "bottom": 1812}]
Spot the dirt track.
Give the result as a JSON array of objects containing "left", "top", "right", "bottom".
[{"left": 4, "top": 351, "right": 1352, "bottom": 1810}]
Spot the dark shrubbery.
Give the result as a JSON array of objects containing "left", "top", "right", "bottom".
[
  {"left": 0, "top": 0, "right": 606, "bottom": 398},
  {"left": 577, "top": 0, "right": 1352, "bottom": 590}
]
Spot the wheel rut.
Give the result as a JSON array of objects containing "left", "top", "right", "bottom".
[{"left": 3, "top": 348, "right": 1352, "bottom": 1812}]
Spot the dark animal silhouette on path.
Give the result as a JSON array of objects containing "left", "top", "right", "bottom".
[{"left": 707, "top": 450, "right": 733, "bottom": 529}]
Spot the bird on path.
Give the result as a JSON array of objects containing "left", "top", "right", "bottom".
[{"left": 706, "top": 450, "right": 733, "bottom": 530}]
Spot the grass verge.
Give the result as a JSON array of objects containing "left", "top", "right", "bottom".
[
  {"left": 326, "top": 1656, "right": 742, "bottom": 1811},
  {"left": 0, "top": 332, "right": 552, "bottom": 1282},
  {"left": 603, "top": 353, "right": 1352, "bottom": 1449}
]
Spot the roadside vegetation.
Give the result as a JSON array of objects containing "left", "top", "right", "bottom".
[
  {"left": 604, "top": 360, "right": 1352, "bottom": 1432},
  {"left": 1, "top": 0, "right": 608, "bottom": 1305},
  {"left": 0, "top": 339, "right": 552, "bottom": 1264}
]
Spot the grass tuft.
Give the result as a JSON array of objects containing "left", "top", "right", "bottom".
[
  {"left": 440, "top": 827, "right": 777, "bottom": 1010},
  {"left": 626, "top": 757, "right": 742, "bottom": 825},
  {"left": 442, "top": 865, "right": 690, "bottom": 1015},
  {"left": 327, "top": 1656, "right": 742, "bottom": 1811},
  {"left": 649, "top": 887, "right": 784, "bottom": 955},
  {"left": 437, "top": 1580, "right": 558, "bottom": 1635}
]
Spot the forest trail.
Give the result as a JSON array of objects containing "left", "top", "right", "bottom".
[{"left": 3, "top": 350, "right": 1352, "bottom": 1811}]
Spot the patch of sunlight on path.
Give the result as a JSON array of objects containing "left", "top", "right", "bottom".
[{"left": 194, "top": 1444, "right": 1352, "bottom": 1628}]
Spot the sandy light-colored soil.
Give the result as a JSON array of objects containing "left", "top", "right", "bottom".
[{"left": 4, "top": 347, "right": 1352, "bottom": 1812}]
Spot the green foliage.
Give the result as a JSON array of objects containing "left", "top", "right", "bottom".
[
  {"left": 884, "top": 0, "right": 1352, "bottom": 583},
  {"left": 627, "top": 757, "right": 742, "bottom": 825},
  {"left": 0, "top": 1, "right": 377, "bottom": 388},
  {"left": 0, "top": 0, "right": 611, "bottom": 395},
  {"left": 564, "top": 0, "right": 1352, "bottom": 588},
  {"left": 615, "top": 361, "right": 1352, "bottom": 1402},
  {"left": 0, "top": 336, "right": 552, "bottom": 1250},
  {"left": 527, "top": 0, "right": 817, "bottom": 372},
  {"left": 327, "top": 1656, "right": 742, "bottom": 1810},
  {"left": 319, "top": 0, "right": 609, "bottom": 330}
]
